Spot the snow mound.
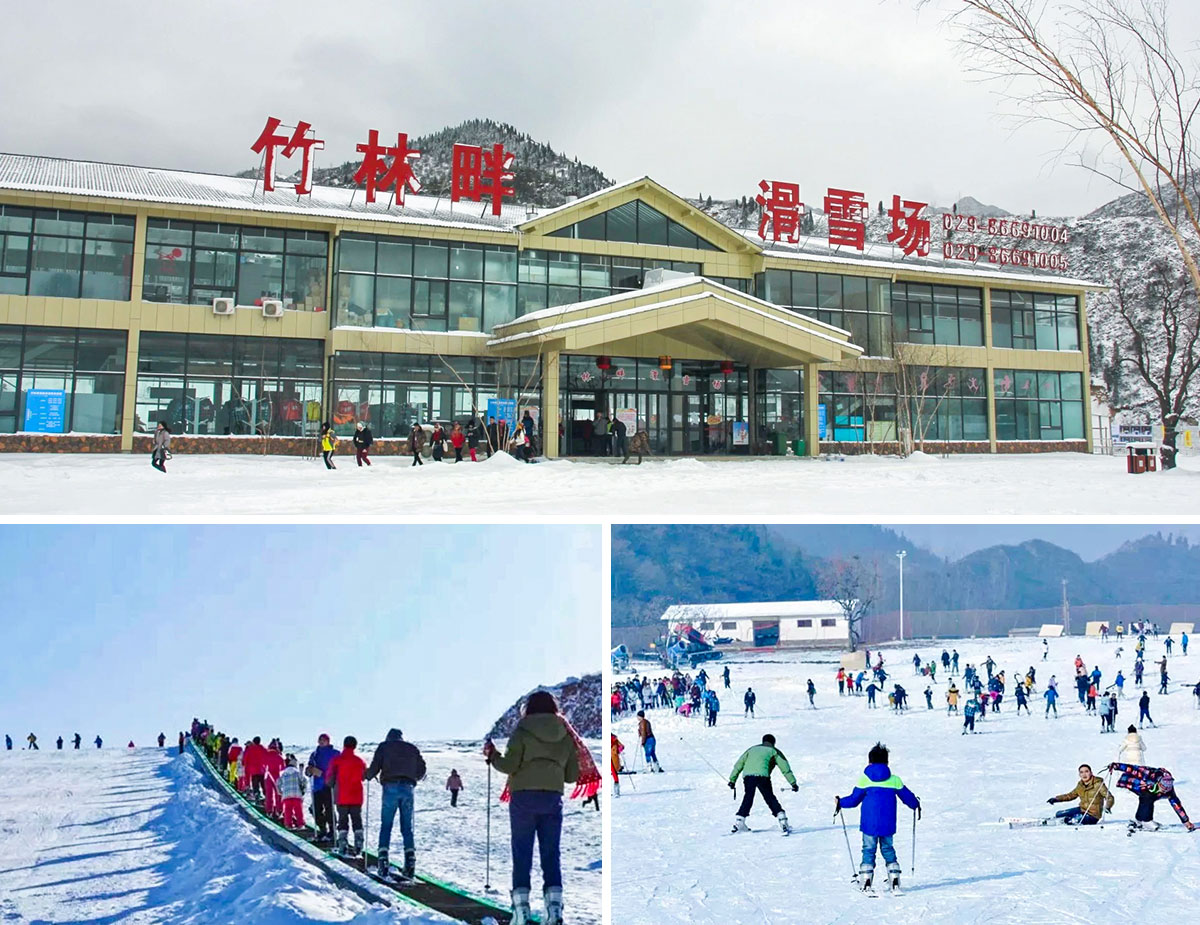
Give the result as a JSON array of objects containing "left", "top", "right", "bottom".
[{"left": 481, "top": 450, "right": 522, "bottom": 467}]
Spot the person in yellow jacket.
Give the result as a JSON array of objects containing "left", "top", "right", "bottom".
[
  {"left": 610, "top": 733, "right": 624, "bottom": 797},
  {"left": 946, "top": 684, "right": 960, "bottom": 713},
  {"left": 320, "top": 422, "right": 338, "bottom": 470}
]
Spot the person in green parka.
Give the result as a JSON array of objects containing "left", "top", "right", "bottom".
[
  {"left": 729, "top": 733, "right": 798, "bottom": 834},
  {"left": 484, "top": 690, "right": 584, "bottom": 925}
]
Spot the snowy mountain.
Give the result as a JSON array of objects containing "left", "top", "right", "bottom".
[{"left": 487, "top": 673, "right": 602, "bottom": 740}]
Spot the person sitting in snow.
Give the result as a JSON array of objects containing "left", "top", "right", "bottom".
[
  {"left": 836, "top": 742, "right": 920, "bottom": 893},
  {"left": 1046, "top": 763, "right": 1114, "bottom": 825}
]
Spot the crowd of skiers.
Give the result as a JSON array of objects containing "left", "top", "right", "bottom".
[
  {"left": 4, "top": 732, "right": 166, "bottom": 750},
  {"left": 189, "top": 694, "right": 599, "bottom": 925},
  {"left": 316, "top": 411, "right": 540, "bottom": 471}
]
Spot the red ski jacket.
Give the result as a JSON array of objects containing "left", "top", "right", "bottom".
[
  {"left": 325, "top": 747, "right": 367, "bottom": 805},
  {"left": 242, "top": 742, "right": 268, "bottom": 776},
  {"left": 263, "top": 748, "right": 286, "bottom": 781}
]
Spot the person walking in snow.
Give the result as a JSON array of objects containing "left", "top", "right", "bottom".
[
  {"left": 408, "top": 422, "right": 425, "bottom": 466},
  {"left": 1044, "top": 685, "right": 1059, "bottom": 718},
  {"left": 1108, "top": 762, "right": 1196, "bottom": 832},
  {"left": 836, "top": 742, "right": 921, "bottom": 894},
  {"left": 151, "top": 421, "right": 171, "bottom": 472},
  {"left": 723, "top": 666, "right": 731, "bottom": 689},
  {"left": 306, "top": 733, "right": 338, "bottom": 844},
  {"left": 1115, "top": 670, "right": 1126, "bottom": 698},
  {"left": 729, "top": 733, "right": 798, "bottom": 835},
  {"left": 446, "top": 769, "right": 464, "bottom": 807},
  {"left": 1043, "top": 639, "right": 1049, "bottom": 661},
  {"left": 73, "top": 733, "right": 81, "bottom": 749},
  {"left": 430, "top": 422, "right": 446, "bottom": 462},
  {"left": 963, "top": 695, "right": 980, "bottom": 734},
  {"left": 484, "top": 690, "right": 589, "bottom": 925},
  {"left": 278, "top": 754, "right": 307, "bottom": 830},
  {"left": 324, "top": 735, "right": 367, "bottom": 857},
  {"left": 352, "top": 421, "right": 373, "bottom": 466},
  {"left": 364, "top": 728, "right": 428, "bottom": 878},
  {"left": 1159, "top": 667, "right": 1170, "bottom": 695},
  {"left": 610, "top": 733, "right": 624, "bottom": 797},
  {"left": 1047, "top": 764, "right": 1114, "bottom": 825},
  {"left": 450, "top": 421, "right": 465, "bottom": 463},
  {"left": 837, "top": 667, "right": 846, "bottom": 695},
  {"left": 744, "top": 687, "right": 756, "bottom": 718},
  {"left": 56, "top": 736, "right": 62, "bottom": 749},
  {"left": 1139, "top": 690, "right": 1156, "bottom": 727},
  {"left": 637, "top": 711, "right": 662, "bottom": 772},
  {"left": 1118, "top": 724, "right": 1146, "bottom": 764},
  {"left": 1015, "top": 683, "right": 1030, "bottom": 714},
  {"left": 924, "top": 686, "right": 933, "bottom": 710},
  {"left": 4, "top": 735, "right": 10, "bottom": 750},
  {"left": 26, "top": 733, "right": 37, "bottom": 750},
  {"left": 319, "top": 422, "right": 338, "bottom": 469},
  {"left": 953, "top": 649, "right": 961, "bottom": 673},
  {"left": 946, "top": 683, "right": 959, "bottom": 714},
  {"left": 466, "top": 416, "right": 483, "bottom": 462},
  {"left": 807, "top": 679, "right": 817, "bottom": 708},
  {"left": 94, "top": 736, "right": 102, "bottom": 749}
]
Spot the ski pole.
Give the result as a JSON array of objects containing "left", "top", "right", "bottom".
[
  {"left": 364, "top": 772, "right": 370, "bottom": 869},
  {"left": 837, "top": 808, "right": 858, "bottom": 882},
  {"left": 485, "top": 759, "right": 492, "bottom": 891},
  {"left": 911, "top": 808, "right": 917, "bottom": 875},
  {"left": 677, "top": 734, "right": 730, "bottom": 787}
]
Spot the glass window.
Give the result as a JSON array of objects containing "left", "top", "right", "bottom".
[
  {"left": 576, "top": 213, "right": 606, "bottom": 240},
  {"left": 818, "top": 274, "right": 842, "bottom": 311},
  {"left": 763, "top": 270, "right": 791, "bottom": 306},
  {"left": 517, "top": 284, "right": 547, "bottom": 318},
  {"left": 413, "top": 279, "right": 447, "bottom": 318},
  {"left": 377, "top": 240, "right": 413, "bottom": 276},
  {"left": 485, "top": 247, "right": 516, "bottom": 283},
  {"left": 236, "top": 252, "right": 284, "bottom": 305},
  {"left": 338, "top": 235, "right": 376, "bottom": 272},
  {"left": 933, "top": 287, "right": 960, "bottom": 345},
  {"left": 241, "top": 227, "right": 284, "bottom": 253},
  {"left": 29, "top": 236, "right": 82, "bottom": 297},
  {"left": 375, "top": 277, "right": 411, "bottom": 329},
  {"left": 0, "top": 206, "right": 33, "bottom": 233},
  {"left": 284, "top": 254, "right": 327, "bottom": 312},
  {"left": 484, "top": 283, "right": 517, "bottom": 328},
  {"left": 414, "top": 241, "right": 448, "bottom": 278},
  {"left": 35, "top": 211, "right": 85, "bottom": 237},
  {"left": 580, "top": 254, "right": 608, "bottom": 289},
  {"left": 519, "top": 250, "right": 548, "bottom": 285},
  {"left": 637, "top": 202, "right": 669, "bottom": 246},
  {"left": 450, "top": 245, "right": 484, "bottom": 281},
  {"left": 607, "top": 201, "right": 638, "bottom": 243},
  {"left": 21, "top": 328, "right": 76, "bottom": 369},
  {"left": 80, "top": 237, "right": 131, "bottom": 300},
  {"left": 548, "top": 251, "right": 580, "bottom": 286},
  {"left": 286, "top": 230, "right": 327, "bottom": 256},
  {"left": 76, "top": 331, "right": 126, "bottom": 371},
  {"left": 336, "top": 274, "right": 374, "bottom": 327},
  {"left": 194, "top": 223, "right": 239, "bottom": 250},
  {"left": 449, "top": 281, "right": 483, "bottom": 331},
  {"left": 668, "top": 221, "right": 698, "bottom": 249},
  {"left": 86, "top": 215, "right": 134, "bottom": 242},
  {"left": 794, "top": 272, "right": 818, "bottom": 309},
  {"left": 843, "top": 276, "right": 868, "bottom": 314}
]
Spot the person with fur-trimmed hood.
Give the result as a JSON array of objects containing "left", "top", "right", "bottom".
[
  {"left": 836, "top": 742, "right": 921, "bottom": 893},
  {"left": 728, "top": 734, "right": 798, "bottom": 835}
]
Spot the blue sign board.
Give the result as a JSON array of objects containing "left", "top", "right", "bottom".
[
  {"left": 24, "top": 389, "right": 67, "bottom": 434},
  {"left": 817, "top": 403, "right": 827, "bottom": 440},
  {"left": 486, "top": 398, "right": 517, "bottom": 432}
]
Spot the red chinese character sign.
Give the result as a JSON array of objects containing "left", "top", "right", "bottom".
[
  {"left": 824, "top": 188, "right": 869, "bottom": 250},
  {"left": 886, "top": 195, "right": 930, "bottom": 257},
  {"left": 451, "top": 143, "right": 515, "bottom": 216},
  {"left": 354, "top": 130, "right": 423, "bottom": 206},
  {"left": 251, "top": 116, "right": 324, "bottom": 195},
  {"left": 755, "top": 180, "right": 804, "bottom": 243}
]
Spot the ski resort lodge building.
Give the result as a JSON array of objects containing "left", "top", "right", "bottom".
[
  {"left": 0, "top": 153, "right": 1101, "bottom": 456},
  {"left": 663, "top": 601, "right": 850, "bottom": 648}
]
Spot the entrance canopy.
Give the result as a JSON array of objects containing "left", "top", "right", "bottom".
[{"left": 487, "top": 276, "right": 863, "bottom": 368}]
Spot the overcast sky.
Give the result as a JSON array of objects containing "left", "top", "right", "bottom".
[
  {"left": 895, "top": 524, "right": 1200, "bottom": 561},
  {"left": 1, "top": 525, "right": 600, "bottom": 745},
  {"left": 4, "top": 0, "right": 1198, "bottom": 216}
]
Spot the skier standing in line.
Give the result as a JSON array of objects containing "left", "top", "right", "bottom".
[
  {"left": 73, "top": 733, "right": 81, "bottom": 749},
  {"left": 56, "top": 736, "right": 62, "bottom": 749},
  {"left": 1139, "top": 690, "right": 1156, "bottom": 727},
  {"left": 364, "top": 728, "right": 427, "bottom": 878},
  {"left": 744, "top": 687, "right": 756, "bottom": 718},
  {"left": 157, "top": 732, "right": 166, "bottom": 748},
  {"left": 243, "top": 736, "right": 268, "bottom": 801},
  {"left": 1046, "top": 764, "right": 1114, "bottom": 825},
  {"left": 446, "top": 769, "right": 464, "bottom": 806},
  {"left": 637, "top": 711, "right": 662, "bottom": 772},
  {"left": 352, "top": 420, "right": 373, "bottom": 467},
  {"left": 1045, "top": 684, "right": 1059, "bottom": 718},
  {"left": 305, "top": 733, "right": 338, "bottom": 843},
  {"left": 1109, "top": 762, "right": 1197, "bottom": 832},
  {"left": 94, "top": 736, "right": 102, "bottom": 749},
  {"left": 278, "top": 754, "right": 307, "bottom": 830},
  {"left": 729, "top": 733, "right": 798, "bottom": 835},
  {"left": 836, "top": 742, "right": 921, "bottom": 894},
  {"left": 324, "top": 735, "right": 367, "bottom": 857},
  {"left": 4, "top": 735, "right": 10, "bottom": 750},
  {"left": 26, "top": 733, "right": 38, "bottom": 750}
]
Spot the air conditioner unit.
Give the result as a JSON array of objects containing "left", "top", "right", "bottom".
[
  {"left": 261, "top": 299, "right": 284, "bottom": 318},
  {"left": 212, "top": 298, "right": 235, "bottom": 315}
]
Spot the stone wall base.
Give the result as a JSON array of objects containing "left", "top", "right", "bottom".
[{"left": 821, "top": 440, "right": 1088, "bottom": 455}]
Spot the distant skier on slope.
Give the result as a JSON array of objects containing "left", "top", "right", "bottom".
[
  {"left": 1109, "top": 762, "right": 1197, "bottom": 832},
  {"left": 1046, "top": 764, "right": 1114, "bottom": 825},
  {"left": 94, "top": 736, "right": 102, "bottom": 748},
  {"left": 1139, "top": 691, "right": 1156, "bottom": 728},
  {"left": 26, "top": 733, "right": 37, "bottom": 750},
  {"left": 836, "top": 742, "right": 920, "bottom": 894},
  {"left": 744, "top": 687, "right": 756, "bottom": 718},
  {"left": 73, "top": 733, "right": 81, "bottom": 749},
  {"left": 56, "top": 736, "right": 62, "bottom": 749},
  {"left": 723, "top": 666, "right": 731, "bottom": 689},
  {"left": 1044, "top": 685, "right": 1059, "bottom": 718},
  {"left": 729, "top": 733, "right": 797, "bottom": 835},
  {"left": 157, "top": 732, "right": 166, "bottom": 748},
  {"left": 4, "top": 735, "right": 10, "bottom": 750},
  {"left": 808, "top": 679, "right": 817, "bottom": 708}
]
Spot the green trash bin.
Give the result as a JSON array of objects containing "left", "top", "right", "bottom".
[
  {"left": 793, "top": 439, "right": 806, "bottom": 457},
  {"left": 772, "top": 433, "right": 787, "bottom": 455}
]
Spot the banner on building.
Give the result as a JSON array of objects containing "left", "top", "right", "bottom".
[
  {"left": 732, "top": 420, "right": 749, "bottom": 446},
  {"left": 487, "top": 398, "right": 517, "bottom": 432},
  {"left": 616, "top": 408, "right": 638, "bottom": 434}
]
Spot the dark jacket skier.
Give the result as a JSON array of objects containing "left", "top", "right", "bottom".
[
  {"left": 744, "top": 688, "right": 756, "bottom": 717},
  {"left": 73, "top": 733, "right": 81, "bottom": 749},
  {"left": 353, "top": 422, "right": 373, "bottom": 467},
  {"left": 364, "top": 729, "right": 427, "bottom": 877},
  {"left": 1109, "top": 762, "right": 1197, "bottom": 831},
  {"left": 94, "top": 736, "right": 102, "bottom": 748}
]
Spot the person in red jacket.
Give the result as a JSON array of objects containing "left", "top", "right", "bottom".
[
  {"left": 262, "top": 743, "right": 286, "bottom": 820},
  {"left": 450, "top": 422, "right": 466, "bottom": 463},
  {"left": 325, "top": 735, "right": 367, "bottom": 856},
  {"left": 242, "top": 736, "right": 268, "bottom": 801}
]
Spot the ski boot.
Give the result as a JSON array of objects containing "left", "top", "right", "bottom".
[
  {"left": 403, "top": 849, "right": 416, "bottom": 880},
  {"left": 510, "top": 888, "right": 532, "bottom": 925},
  {"left": 376, "top": 849, "right": 389, "bottom": 876},
  {"left": 889, "top": 873, "right": 902, "bottom": 894},
  {"left": 351, "top": 828, "right": 364, "bottom": 858},
  {"left": 860, "top": 874, "right": 875, "bottom": 894},
  {"left": 776, "top": 811, "right": 792, "bottom": 835},
  {"left": 614, "top": 779, "right": 620, "bottom": 797},
  {"left": 335, "top": 831, "right": 348, "bottom": 856},
  {"left": 544, "top": 886, "right": 563, "bottom": 925},
  {"left": 731, "top": 815, "right": 750, "bottom": 834}
]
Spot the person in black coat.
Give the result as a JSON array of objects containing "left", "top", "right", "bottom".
[
  {"left": 364, "top": 729, "right": 427, "bottom": 878},
  {"left": 612, "top": 416, "right": 628, "bottom": 462},
  {"left": 486, "top": 418, "right": 499, "bottom": 458},
  {"left": 521, "top": 411, "right": 537, "bottom": 456},
  {"left": 467, "top": 416, "right": 482, "bottom": 462},
  {"left": 353, "top": 421, "right": 373, "bottom": 467}
]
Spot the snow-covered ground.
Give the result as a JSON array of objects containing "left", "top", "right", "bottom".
[
  {"left": 0, "top": 450, "right": 1197, "bottom": 514},
  {"left": 0, "top": 746, "right": 444, "bottom": 924},
  {"left": 610, "top": 635, "right": 1200, "bottom": 924}
]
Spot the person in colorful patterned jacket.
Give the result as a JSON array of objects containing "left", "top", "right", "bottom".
[
  {"left": 836, "top": 742, "right": 921, "bottom": 893},
  {"left": 277, "top": 754, "right": 307, "bottom": 830},
  {"left": 1108, "top": 762, "right": 1197, "bottom": 832}
]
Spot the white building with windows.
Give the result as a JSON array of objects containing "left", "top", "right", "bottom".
[{"left": 662, "top": 600, "right": 850, "bottom": 648}]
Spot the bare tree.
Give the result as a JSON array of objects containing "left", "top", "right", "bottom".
[
  {"left": 817, "top": 556, "right": 877, "bottom": 652},
  {"left": 1109, "top": 260, "right": 1199, "bottom": 466},
  {"left": 890, "top": 344, "right": 966, "bottom": 453},
  {"left": 928, "top": 0, "right": 1200, "bottom": 454}
]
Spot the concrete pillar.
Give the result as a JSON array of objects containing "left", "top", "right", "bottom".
[
  {"left": 804, "top": 361, "right": 820, "bottom": 456},
  {"left": 543, "top": 348, "right": 560, "bottom": 458},
  {"left": 120, "top": 210, "right": 148, "bottom": 452},
  {"left": 1077, "top": 293, "right": 1094, "bottom": 453},
  {"left": 982, "top": 287, "right": 998, "bottom": 454}
]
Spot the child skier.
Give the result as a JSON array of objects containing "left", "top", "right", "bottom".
[
  {"left": 946, "top": 683, "right": 959, "bottom": 713},
  {"left": 1044, "top": 685, "right": 1059, "bottom": 718},
  {"left": 278, "top": 754, "right": 307, "bottom": 830},
  {"left": 744, "top": 687, "right": 756, "bottom": 718},
  {"left": 1108, "top": 762, "right": 1196, "bottom": 832},
  {"left": 962, "top": 695, "right": 979, "bottom": 734},
  {"left": 324, "top": 735, "right": 367, "bottom": 856},
  {"left": 1046, "top": 764, "right": 1114, "bottom": 825},
  {"left": 836, "top": 742, "right": 921, "bottom": 893},
  {"left": 728, "top": 734, "right": 798, "bottom": 834}
]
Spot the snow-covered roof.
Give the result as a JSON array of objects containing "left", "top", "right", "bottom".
[
  {"left": 0, "top": 153, "right": 529, "bottom": 232},
  {"left": 663, "top": 601, "right": 847, "bottom": 621}
]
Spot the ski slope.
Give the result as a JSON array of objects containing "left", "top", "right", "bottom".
[
  {"left": 610, "top": 635, "right": 1200, "bottom": 924},
  {"left": 0, "top": 746, "right": 444, "bottom": 924},
  {"left": 0, "top": 449, "right": 1197, "bottom": 514}
]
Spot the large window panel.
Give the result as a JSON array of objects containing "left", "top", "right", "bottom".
[
  {"left": 335, "top": 274, "right": 374, "bottom": 327},
  {"left": 450, "top": 245, "right": 484, "bottom": 281},
  {"left": 636, "top": 202, "right": 669, "bottom": 246},
  {"left": 375, "top": 276, "right": 412, "bottom": 328},
  {"left": 236, "top": 252, "right": 283, "bottom": 305},
  {"left": 606, "top": 201, "right": 638, "bottom": 243},
  {"left": 29, "top": 235, "right": 82, "bottom": 297},
  {"left": 484, "top": 283, "right": 517, "bottom": 328},
  {"left": 449, "top": 281, "right": 483, "bottom": 331}
]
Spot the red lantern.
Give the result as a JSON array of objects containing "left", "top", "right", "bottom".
[
  {"left": 658, "top": 355, "right": 673, "bottom": 371},
  {"left": 596, "top": 355, "right": 611, "bottom": 371},
  {"left": 720, "top": 360, "right": 735, "bottom": 375}
]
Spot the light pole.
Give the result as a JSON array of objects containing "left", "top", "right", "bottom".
[{"left": 896, "top": 550, "right": 907, "bottom": 642}]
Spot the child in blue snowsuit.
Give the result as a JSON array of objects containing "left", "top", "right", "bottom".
[{"left": 836, "top": 743, "right": 921, "bottom": 892}]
